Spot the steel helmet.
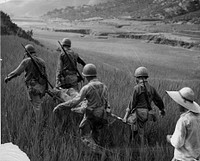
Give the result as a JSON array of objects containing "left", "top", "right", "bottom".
[
  {"left": 61, "top": 38, "right": 71, "bottom": 47},
  {"left": 82, "top": 63, "right": 97, "bottom": 77},
  {"left": 134, "top": 66, "right": 149, "bottom": 78},
  {"left": 25, "top": 44, "right": 35, "bottom": 53}
]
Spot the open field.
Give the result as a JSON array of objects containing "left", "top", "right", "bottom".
[
  {"left": 13, "top": 18, "right": 200, "bottom": 47},
  {"left": 1, "top": 31, "right": 200, "bottom": 161},
  {"left": 33, "top": 29, "right": 200, "bottom": 80}
]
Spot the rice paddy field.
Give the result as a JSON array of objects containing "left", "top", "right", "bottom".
[{"left": 1, "top": 32, "right": 200, "bottom": 161}]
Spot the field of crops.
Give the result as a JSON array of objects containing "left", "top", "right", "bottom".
[{"left": 2, "top": 35, "right": 200, "bottom": 161}]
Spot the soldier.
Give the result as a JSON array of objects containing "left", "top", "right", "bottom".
[
  {"left": 166, "top": 87, "right": 200, "bottom": 161},
  {"left": 54, "top": 63, "right": 111, "bottom": 149},
  {"left": 5, "top": 44, "right": 48, "bottom": 119},
  {"left": 56, "top": 38, "right": 86, "bottom": 90},
  {"left": 123, "top": 66, "right": 165, "bottom": 145}
]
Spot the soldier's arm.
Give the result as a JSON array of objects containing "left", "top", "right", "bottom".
[
  {"left": 152, "top": 88, "right": 165, "bottom": 115},
  {"left": 54, "top": 86, "right": 86, "bottom": 110},
  {"left": 123, "top": 100, "right": 132, "bottom": 121},
  {"left": 5, "top": 59, "right": 28, "bottom": 82},
  {"left": 77, "top": 56, "right": 86, "bottom": 67},
  {"left": 123, "top": 88, "right": 137, "bottom": 120},
  {"left": 55, "top": 54, "right": 63, "bottom": 88}
]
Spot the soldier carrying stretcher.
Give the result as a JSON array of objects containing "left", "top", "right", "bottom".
[
  {"left": 123, "top": 66, "right": 165, "bottom": 145},
  {"left": 54, "top": 63, "right": 111, "bottom": 150}
]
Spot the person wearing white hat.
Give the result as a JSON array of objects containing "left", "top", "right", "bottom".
[
  {"left": 166, "top": 87, "right": 200, "bottom": 161},
  {"left": 0, "top": 142, "right": 30, "bottom": 161}
]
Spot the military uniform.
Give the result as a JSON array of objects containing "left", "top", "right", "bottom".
[
  {"left": 56, "top": 48, "right": 85, "bottom": 90},
  {"left": 79, "top": 79, "right": 109, "bottom": 142},
  {"left": 126, "top": 80, "right": 165, "bottom": 142},
  {"left": 6, "top": 55, "right": 47, "bottom": 112},
  {"left": 57, "top": 78, "right": 110, "bottom": 144}
]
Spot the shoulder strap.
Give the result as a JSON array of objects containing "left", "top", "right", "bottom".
[
  {"left": 142, "top": 79, "right": 152, "bottom": 111},
  {"left": 63, "top": 50, "right": 77, "bottom": 69},
  {"left": 89, "top": 82, "right": 107, "bottom": 107}
]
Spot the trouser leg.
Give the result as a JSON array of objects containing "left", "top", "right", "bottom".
[
  {"left": 29, "top": 93, "right": 43, "bottom": 125},
  {"left": 137, "top": 122, "right": 146, "bottom": 146},
  {"left": 129, "top": 121, "right": 138, "bottom": 144},
  {"left": 79, "top": 118, "right": 101, "bottom": 152},
  {"left": 79, "top": 116, "right": 92, "bottom": 138},
  {"left": 138, "top": 129, "right": 145, "bottom": 146},
  {"left": 92, "top": 126, "right": 101, "bottom": 145},
  {"left": 27, "top": 82, "right": 45, "bottom": 124}
]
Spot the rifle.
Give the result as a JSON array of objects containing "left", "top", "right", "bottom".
[
  {"left": 21, "top": 43, "right": 63, "bottom": 102},
  {"left": 22, "top": 43, "right": 53, "bottom": 89},
  {"left": 108, "top": 113, "right": 131, "bottom": 126},
  {"left": 58, "top": 41, "right": 84, "bottom": 82},
  {"left": 46, "top": 90, "right": 64, "bottom": 103}
]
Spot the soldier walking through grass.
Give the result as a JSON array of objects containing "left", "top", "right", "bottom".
[
  {"left": 166, "top": 87, "right": 200, "bottom": 161},
  {"left": 54, "top": 63, "right": 111, "bottom": 150},
  {"left": 4, "top": 44, "right": 48, "bottom": 121},
  {"left": 123, "top": 66, "right": 165, "bottom": 145},
  {"left": 56, "top": 38, "right": 86, "bottom": 90}
]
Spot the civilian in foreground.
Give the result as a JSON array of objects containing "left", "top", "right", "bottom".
[{"left": 166, "top": 87, "right": 200, "bottom": 161}]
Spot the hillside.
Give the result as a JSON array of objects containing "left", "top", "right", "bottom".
[
  {"left": 0, "top": 11, "right": 39, "bottom": 44},
  {"left": 42, "top": 0, "right": 200, "bottom": 23}
]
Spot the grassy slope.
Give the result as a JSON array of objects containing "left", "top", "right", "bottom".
[{"left": 2, "top": 35, "right": 200, "bottom": 160}]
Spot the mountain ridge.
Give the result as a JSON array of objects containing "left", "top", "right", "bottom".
[{"left": 42, "top": 0, "right": 200, "bottom": 23}]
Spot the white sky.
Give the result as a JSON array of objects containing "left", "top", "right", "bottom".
[
  {"left": 0, "top": 0, "right": 90, "bottom": 17},
  {"left": 0, "top": 0, "right": 87, "bottom": 4},
  {"left": 0, "top": 0, "right": 23, "bottom": 4},
  {"left": 0, "top": 0, "right": 8, "bottom": 4}
]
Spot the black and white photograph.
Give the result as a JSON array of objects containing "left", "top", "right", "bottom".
[{"left": 1, "top": 0, "right": 200, "bottom": 160}]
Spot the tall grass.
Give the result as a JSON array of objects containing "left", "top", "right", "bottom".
[{"left": 2, "top": 35, "right": 200, "bottom": 161}]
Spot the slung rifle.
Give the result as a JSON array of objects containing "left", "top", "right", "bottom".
[
  {"left": 58, "top": 41, "right": 84, "bottom": 82},
  {"left": 21, "top": 43, "right": 63, "bottom": 103}
]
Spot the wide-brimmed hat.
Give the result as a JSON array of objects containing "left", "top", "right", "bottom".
[{"left": 166, "top": 87, "right": 200, "bottom": 113}]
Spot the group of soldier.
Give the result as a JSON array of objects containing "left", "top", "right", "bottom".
[{"left": 5, "top": 38, "right": 200, "bottom": 161}]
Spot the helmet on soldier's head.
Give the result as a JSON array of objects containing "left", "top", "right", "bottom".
[
  {"left": 61, "top": 38, "right": 71, "bottom": 47},
  {"left": 82, "top": 64, "right": 97, "bottom": 77},
  {"left": 25, "top": 44, "right": 35, "bottom": 53},
  {"left": 134, "top": 66, "right": 148, "bottom": 78}
]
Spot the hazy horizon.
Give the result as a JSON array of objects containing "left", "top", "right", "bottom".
[{"left": 0, "top": 0, "right": 90, "bottom": 17}]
